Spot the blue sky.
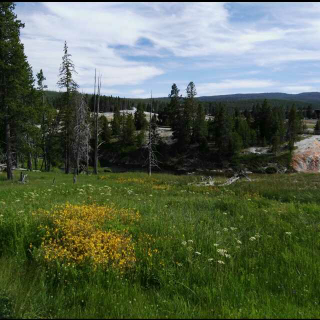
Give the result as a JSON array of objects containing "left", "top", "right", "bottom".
[{"left": 15, "top": 2, "right": 320, "bottom": 98}]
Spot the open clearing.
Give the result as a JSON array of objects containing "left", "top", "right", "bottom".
[{"left": 1, "top": 170, "right": 320, "bottom": 318}]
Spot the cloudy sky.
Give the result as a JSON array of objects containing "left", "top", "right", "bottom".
[{"left": 15, "top": 2, "right": 320, "bottom": 98}]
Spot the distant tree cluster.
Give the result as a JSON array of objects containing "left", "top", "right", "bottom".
[{"left": 161, "top": 83, "right": 303, "bottom": 157}]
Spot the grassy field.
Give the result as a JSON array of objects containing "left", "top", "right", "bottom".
[{"left": 1, "top": 169, "right": 320, "bottom": 318}]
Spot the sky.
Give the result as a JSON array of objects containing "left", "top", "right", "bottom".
[{"left": 14, "top": 2, "right": 320, "bottom": 98}]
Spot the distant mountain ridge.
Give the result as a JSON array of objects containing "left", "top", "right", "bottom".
[
  {"left": 44, "top": 90, "right": 320, "bottom": 106},
  {"left": 197, "top": 92, "right": 320, "bottom": 104}
]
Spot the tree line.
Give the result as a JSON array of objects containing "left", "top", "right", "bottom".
[{"left": 0, "top": 2, "right": 305, "bottom": 180}]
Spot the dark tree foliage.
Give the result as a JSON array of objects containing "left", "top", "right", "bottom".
[
  {"left": 120, "top": 113, "right": 136, "bottom": 146},
  {"left": 111, "top": 105, "right": 121, "bottom": 136},
  {"left": 100, "top": 116, "right": 112, "bottom": 145},
  {"left": 0, "top": 2, "right": 38, "bottom": 179},
  {"left": 134, "top": 102, "right": 148, "bottom": 130}
]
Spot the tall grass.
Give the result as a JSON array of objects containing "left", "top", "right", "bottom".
[{"left": 0, "top": 170, "right": 320, "bottom": 318}]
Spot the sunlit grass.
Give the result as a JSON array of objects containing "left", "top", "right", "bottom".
[{"left": 0, "top": 170, "right": 320, "bottom": 318}]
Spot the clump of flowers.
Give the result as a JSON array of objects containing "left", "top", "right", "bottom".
[
  {"left": 34, "top": 203, "right": 141, "bottom": 273},
  {"left": 152, "top": 184, "right": 171, "bottom": 190}
]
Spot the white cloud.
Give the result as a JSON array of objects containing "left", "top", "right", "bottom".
[
  {"left": 196, "top": 79, "right": 277, "bottom": 96},
  {"left": 18, "top": 2, "right": 164, "bottom": 92},
  {"left": 15, "top": 2, "right": 320, "bottom": 95},
  {"left": 130, "top": 89, "right": 145, "bottom": 95}
]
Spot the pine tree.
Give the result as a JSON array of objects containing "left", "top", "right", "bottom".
[
  {"left": 101, "top": 116, "right": 112, "bottom": 144},
  {"left": 287, "top": 105, "right": 300, "bottom": 146},
  {"left": 57, "top": 41, "right": 79, "bottom": 174},
  {"left": 271, "top": 132, "right": 280, "bottom": 154},
  {"left": 185, "top": 81, "right": 198, "bottom": 143},
  {"left": 112, "top": 105, "right": 121, "bottom": 136},
  {"left": 314, "top": 120, "right": 320, "bottom": 135},
  {"left": 134, "top": 102, "right": 148, "bottom": 130},
  {"left": 36, "top": 69, "right": 53, "bottom": 171},
  {"left": 169, "top": 84, "right": 182, "bottom": 133},
  {"left": 193, "top": 103, "right": 208, "bottom": 144},
  {"left": 0, "top": 2, "right": 35, "bottom": 179},
  {"left": 121, "top": 114, "right": 136, "bottom": 145},
  {"left": 229, "top": 132, "right": 243, "bottom": 155},
  {"left": 213, "top": 103, "right": 233, "bottom": 154},
  {"left": 307, "top": 105, "right": 313, "bottom": 119}
]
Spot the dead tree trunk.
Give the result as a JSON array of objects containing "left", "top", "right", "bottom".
[
  {"left": 94, "top": 72, "right": 101, "bottom": 175},
  {"left": 5, "top": 120, "right": 13, "bottom": 180}
]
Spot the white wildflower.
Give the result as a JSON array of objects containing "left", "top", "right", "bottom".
[
  {"left": 236, "top": 239, "right": 242, "bottom": 244},
  {"left": 249, "top": 236, "right": 256, "bottom": 241},
  {"left": 181, "top": 241, "right": 187, "bottom": 246},
  {"left": 217, "top": 249, "right": 228, "bottom": 256},
  {"left": 195, "top": 251, "right": 201, "bottom": 255},
  {"left": 213, "top": 243, "right": 219, "bottom": 247},
  {"left": 217, "top": 260, "right": 225, "bottom": 264},
  {"left": 188, "top": 240, "right": 193, "bottom": 244},
  {"left": 208, "top": 258, "right": 214, "bottom": 262},
  {"left": 223, "top": 228, "right": 228, "bottom": 232},
  {"left": 225, "top": 254, "right": 231, "bottom": 259},
  {"left": 285, "top": 232, "right": 292, "bottom": 235}
]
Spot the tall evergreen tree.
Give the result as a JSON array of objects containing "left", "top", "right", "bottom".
[
  {"left": 57, "top": 40, "right": 79, "bottom": 174},
  {"left": 121, "top": 113, "right": 136, "bottom": 146},
  {"left": 213, "top": 103, "right": 233, "bottom": 154},
  {"left": 287, "top": 105, "right": 300, "bottom": 145},
  {"left": 168, "top": 83, "right": 182, "bottom": 132},
  {"left": 134, "top": 102, "right": 148, "bottom": 130},
  {"left": 0, "top": 2, "right": 35, "bottom": 179},
  {"left": 112, "top": 105, "right": 121, "bottom": 136},
  {"left": 193, "top": 103, "right": 208, "bottom": 144},
  {"left": 306, "top": 105, "right": 313, "bottom": 119}
]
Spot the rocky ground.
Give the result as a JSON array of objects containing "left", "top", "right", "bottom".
[{"left": 292, "top": 135, "right": 320, "bottom": 172}]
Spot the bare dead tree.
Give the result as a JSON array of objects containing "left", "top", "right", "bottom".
[
  {"left": 71, "top": 92, "right": 91, "bottom": 179},
  {"left": 93, "top": 72, "right": 102, "bottom": 174}
]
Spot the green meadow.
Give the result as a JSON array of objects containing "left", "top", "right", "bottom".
[{"left": 0, "top": 169, "right": 320, "bottom": 318}]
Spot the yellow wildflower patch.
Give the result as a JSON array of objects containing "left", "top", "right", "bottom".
[
  {"left": 151, "top": 184, "right": 170, "bottom": 190},
  {"left": 34, "top": 203, "right": 140, "bottom": 273}
]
